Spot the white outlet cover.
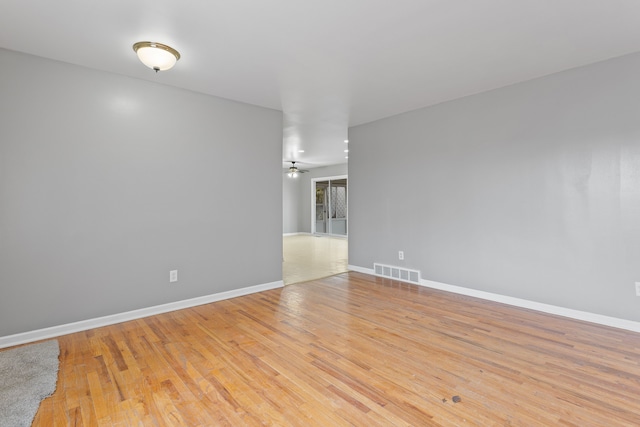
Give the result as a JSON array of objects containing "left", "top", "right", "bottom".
[{"left": 170, "top": 270, "right": 178, "bottom": 283}]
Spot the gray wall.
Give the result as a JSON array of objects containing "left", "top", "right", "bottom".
[
  {"left": 282, "top": 173, "right": 299, "bottom": 234},
  {"left": 349, "top": 52, "right": 640, "bottom": 322},
  {"left": 0, "top": 49, "right": 283, "bottom": 336}
]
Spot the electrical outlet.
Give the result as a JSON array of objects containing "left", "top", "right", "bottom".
[
  {"left": 170, "top": 270, "right": 178, "bottom": 283},
  {"left": 636, "top": 282, "right": 640, "bottom": 296},
  {"left": 398, "top": 251, "right": 404, "bottom": 260}
]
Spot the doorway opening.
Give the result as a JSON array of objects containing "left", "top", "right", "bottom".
[{"left": 282, "top": 173, "right": 348, "bottom": 285}]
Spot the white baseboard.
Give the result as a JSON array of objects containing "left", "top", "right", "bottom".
[
  {"left": 348, "top": 264, "right": 640, "bottom": 333},
  {"left": 0, "top": 280, "right": 284, "bottom": 349},
  {"left": 348, "top": 264, "right": 374, "bottom": 275},
  {"left": 283, "top": 232, "right": 312, "bottom": 236}
]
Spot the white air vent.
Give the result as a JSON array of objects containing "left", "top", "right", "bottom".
[{"left": 373, "top": 263, "right": 421, "bottom": 284}]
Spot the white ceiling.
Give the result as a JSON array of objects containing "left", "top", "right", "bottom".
[{"left": 2, "top": 1, "right": 640, "bottom": 168}]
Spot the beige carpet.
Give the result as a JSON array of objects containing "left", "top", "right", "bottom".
[{"left": 0, "top": 340, "right": 59, "bottom": 427}]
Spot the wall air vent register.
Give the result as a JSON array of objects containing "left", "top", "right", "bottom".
[{"left": 373, "top": 263, "right": 421, "bottom": 285}]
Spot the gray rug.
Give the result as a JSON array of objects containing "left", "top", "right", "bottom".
[{"left": 0, "top": 340, "right": 60, "bottom": 427}]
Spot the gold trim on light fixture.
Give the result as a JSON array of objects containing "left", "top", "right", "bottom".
[{"left": 132, "top": 41, "right": 180, "bottom": 72}]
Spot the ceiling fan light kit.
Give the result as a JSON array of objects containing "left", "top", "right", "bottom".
[
  {"left": 133, "top": 41, "right": 180, "bottom": 72},
  {"left": 286, "top": 161, "right": 308, "bottom": 178}
]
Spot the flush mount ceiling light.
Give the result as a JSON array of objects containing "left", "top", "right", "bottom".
[{"left": 132, "top": 41, "right": 180, "bottom": 72}]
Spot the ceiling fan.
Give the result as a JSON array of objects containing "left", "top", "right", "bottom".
[{"left": 285, "top": 161, "right": 309, "bottom": 178}]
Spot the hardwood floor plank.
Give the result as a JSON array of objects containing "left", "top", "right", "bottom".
[{"left": 25, "top": 272, "right": 640, "bottom": 426}]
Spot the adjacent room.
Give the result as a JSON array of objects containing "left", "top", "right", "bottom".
[
  {"left": 2, "top": 1, "right": 640, "bottom": 425},
  {"left": 283, "top": 163, "right": 349, "bottom": 285}
]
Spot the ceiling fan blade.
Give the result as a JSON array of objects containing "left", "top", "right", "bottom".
[{"left": 283, "top": 160, "right": 310, "bottom": 175}]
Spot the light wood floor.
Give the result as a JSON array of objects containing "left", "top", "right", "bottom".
[
  {"left": 30, "top": 272, "right": 640, "bottom": 426},
  {"left": 282, "top": 234, "right": 348, "bottom": 285}
]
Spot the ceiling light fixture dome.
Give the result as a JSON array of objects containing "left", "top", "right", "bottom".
[{"left": 133, "top": 41, "right": 180, "bottom": 72}]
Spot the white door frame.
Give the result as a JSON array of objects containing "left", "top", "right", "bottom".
[{"left": 311, "top": 175, "right": 348, "bottom": 236}]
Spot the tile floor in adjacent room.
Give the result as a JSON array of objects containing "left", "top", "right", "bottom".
[{"left": 282, "top": 234, "right": 348, "bottom": 285}]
